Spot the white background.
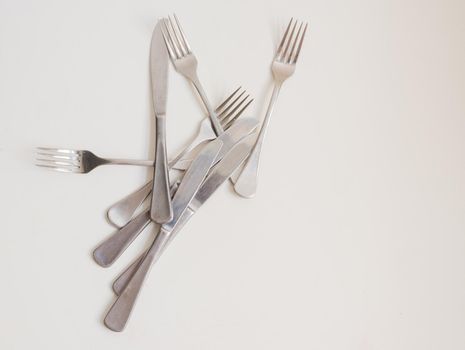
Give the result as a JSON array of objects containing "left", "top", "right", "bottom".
[{"left": 1, "top": 0, "right": 465, "bottom": 348}]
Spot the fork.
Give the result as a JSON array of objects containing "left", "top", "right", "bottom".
[
  {"left": 106, "top": 88, "right": 253, "bottom": 228},
  {"left": 232, "top": 18, "right": 308, "bottom": 198},
  {"left": 35, "top": 88, "right": 251, "bottom": 176},
  {"left": 161, "top": 15, "right": 224, "bottom": 136},
  {"left": 35, "top": 148, "right": 154, "bottom": 173}
]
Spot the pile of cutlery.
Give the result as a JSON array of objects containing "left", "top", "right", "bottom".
[{"left": 36, "top": 15, "right": 307, "bottom": 331}]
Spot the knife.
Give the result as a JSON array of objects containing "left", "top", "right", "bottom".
[
  {"left": 111, "top": 134, "right": 256, "bottom": 296},
  {"left": 104, "top": 138, "right": 223, "bottom": 332},
  {"left": 149, "top": 20, "right": 172, "bottom": 224},
  {"left": 107, "top": 117, "right": 260, "bottom": 228}
]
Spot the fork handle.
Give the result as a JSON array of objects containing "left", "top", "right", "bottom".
[
  {"left": 191, "top": 77, "right": 224, "bottom": 135},
  {"left": 233, "top": 84, "right": 282, "bottom": 198},
  {"left": 105, "top": 159, "right": 154, "bottom": 166},
  {"left": 150, "top": 115, "right": 173, "bottom": 223}
]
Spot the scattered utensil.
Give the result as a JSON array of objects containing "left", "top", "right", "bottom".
[
  {"left": 149, "top": 21, "right": 173, "bottom": 224},
  {"left": 35, "top": 148, "right": 154, "bottom": 173},
  {"left": 232, "top": 18, "right": 308, "bottom": 198},
  {"left": 161, "top": 15, "right": 224, "bottom": 135}
]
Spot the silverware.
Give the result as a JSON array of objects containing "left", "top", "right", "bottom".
[
  {"left": 112, "top": 134, "right": 256, "bottom": 296},
  {"left": 94, "top": 118, "right": 259, "bottom": 267},
  {"left": 35, "top": 148, "right": 154, "bottom": 173},
  {"left": 161, "top": 15, "right": 224, "bottom": 135},
  {"left": 106, "top": 98, "right": 255, "bottom": 229},
  {"left": 104, "top": 138, "right": 223, "bottom": 332},
  {"left": 232, "top": 18, "right": 308, "bottom": 198},
  {"left": 149, "top": 21, "right": 172, "bottom": 224}
]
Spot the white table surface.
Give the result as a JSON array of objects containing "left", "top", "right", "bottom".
[{"left": 1, "top": 0, "right": 465, "bottom": 348}]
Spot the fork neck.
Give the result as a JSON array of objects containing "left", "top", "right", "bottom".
[
  {"left": 190, "top": 76, "right": 224, "bottom": 136},
  {"left": 105, "top": 159, "right": 155, "bottom": 167},
  {"left": 254, "top": 83, "right": 282, "bottom": 145}
]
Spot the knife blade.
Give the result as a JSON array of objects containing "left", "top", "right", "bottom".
[
  {"left": 172, "top": 117, "right": 259, "bottom": 170},
  {"left": 173, "top": 133, "right": 256, "bottom": 229},
  {"left": 150, "top": 22, "right": 168, "bottom": 115},
  {"left": 150, "top": 20, "right": 172, "bottom": 223}
]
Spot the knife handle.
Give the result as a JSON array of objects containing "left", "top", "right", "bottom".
[
  {"left": 93, "top": 210, "right": 151, "bottom": 267},
  {"left": 104, "top": 229, "right": 170, "bottom": 332},
  {"left": 113, "top": 250, "right": 145, "bottom": 295},
  {"left": 150, "top": 115, "right": 173, "bottom": 223}
]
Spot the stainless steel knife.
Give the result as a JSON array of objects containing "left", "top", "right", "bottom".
[
  {"left": 149, "top": 20, "right": 172, "bottom": 224},
  {"left": 111, "top": 134, "right": 256, "bottom": 296},
  {"left": 171, "top": 117, "right": 259, "bottom": 170},
  {"left": 104, "top": 138, "right": 223, "bottom": 332}
]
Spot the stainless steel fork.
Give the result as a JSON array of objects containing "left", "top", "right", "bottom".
[
  {"left": 161, "top": 15, "right": 224, "bottom": 135},
  {"left": 35, "top": 148, "right": 154, "bottom": 174},
  {"left": 35, "top": 88, "right": 252, "bottom": 176},
  {"left": 232, "top": 18, "right": 308, "bottom": 198}
]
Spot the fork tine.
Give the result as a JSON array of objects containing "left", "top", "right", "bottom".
[
  {"left": 215, "top": 87, "right": 242, "bottom": 113},
  {"left": 276, "top": 18, "right": 294, "bottom": 60},
  {"left": 163, "top": 18, "right": 181, "bottom": 59},
  {"left": 293, "top": 22, "right": 308, "bottom": 63},
  {"left": 223, "top": 98, "right": 254, "bottom": 130},
  {"left": 35, "top": 152, "right": 79, "bottom": 160},
  {"left": 35, "top": 158, "right": 79, "bottom": 167},
  {"left": 282, "top": 20, "right": 297, "bottom": 62},
  {"left": 173, "top": 14, "right": 192, "bottom": 53},
  {"left": 217, "top": 91, "right": 246, "bottom": 121},
  {"left": 219, "top": 92, "right": 248, "bottom": 123},
  {"left": 36, "top": 147, "right": 78, "bottom": 156},
  {"left": 36, "top": 155, "right": 80, "bottom": 166},
  {"left": 167, "top": 16, "right": 187, "bottom": 56},
  {"left": 35, "top": 163, "right": 79, "bottom": 173},
  {"left": 160, "top": 20, "right": 177, "bottom": 60},
  {"left": 288, "top": 22, "right": 303, "bottom": 63}
]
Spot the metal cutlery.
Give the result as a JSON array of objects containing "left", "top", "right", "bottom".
[
  {"left": 161, "top": 15, "right": 224, "bottom": 135},
  {"left": 94, "top": 119, "right": 259, "bottom": 267},
  {"left": 149, "top": 21, "right": 172, "bottom": 224},
  {"left": 112, "top": 136, "right": 256, "bottom": 296},
  {"left": 106, "top": 91, "right": 254, "bottom": 229},
  {"left": 232, "top": 18, "right": 308, "bottom": 198},
  {"left": 36, "top": 15, "right": 308, "bottom": 332},
  {"left": 104, "top": 137, "right": 223, "bottom": 332},
  {"left": 35, "top": 148, "right": 154, "bottom": 173}
]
